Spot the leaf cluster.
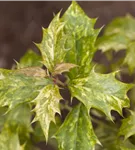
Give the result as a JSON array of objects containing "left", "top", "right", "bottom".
[{"left": 0, "top": 1, "right": 135, "bottom": 150}]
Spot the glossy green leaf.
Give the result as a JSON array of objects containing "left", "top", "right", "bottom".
[
  {"left": 18, "top": 49, "right": 42, "bottom": 68},
  {"left": 96, "top": 33, "right": 130, "bottom": 52},
  {"left": 104, "top": 14, "right": 135, "bottom": 40},
  {"left": 0, "top": 69, "right": 51, "bottom": 110},
  {"left": 33, "top": 84, "right": 62, "bottom": 142},
  {"left": 69, "top": 69, "right": 131, "bottom": 120},
  {"left": 36, "top": 13, "right": 68, "bottom": 72},
  {"left": 62, "top": 1, "right": 101, "bottom": 77},
  {"left": 119, "top": 110, "right": 135, "bottom": 140},
  {"left": 55, "top": 103, "right": 100, "bottom": 150},
  {"left": 123, "top": 42, "right": 135, "bottom": 72}
]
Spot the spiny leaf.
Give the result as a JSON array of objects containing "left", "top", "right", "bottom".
[
  {"left": 55, "top": 103, "right": 100, "bottom": 150},
  {"left": 69, "top": 69, "right": 132, "bottom": 120},
  {"left": 104, "top": 14, "right": 135, "bottom": 40},
  {"left": 0, "top": 69, "right": 51, "bottom": 110},
  {"left": 119, "top": 110, "right": 135, "bottom": 140},
  {"left": 33, "top": 84, "right": 62, "bottom": 142},
  {"left": 17, "top": 49, "right": 42, "bottom": 69},
  {"left": 123, "top": 42, "right": 135, "bottom": 73},
  {"left": 35, "top": 13, "right": 68, "bottom": 72},
  {"left": 52, "top": 63, "right": 78, "bottom": 75},
  {"left": 96, "top": 33, "right": 130, "bottom": 52},
  {"left": 62, "top": 1, "right": 101, "bottom": 78}
]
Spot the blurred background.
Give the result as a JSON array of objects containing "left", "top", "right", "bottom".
[{"left": 0, "top": 1, "right": 135, "bottom": 150}]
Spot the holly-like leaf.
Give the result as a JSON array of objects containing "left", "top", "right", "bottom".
[
  {"left": 104, "top": 14, "right": 135, "bottom": 40},
  {"left": 69, "top": 69, "right": 132, "bottom": 120},
  {"left": 62, "top": 1, "right": 101, "bottom": 77},
  {"left": 55, "top": 103, "right": 100, "bottom": 150},
  {"left": 119, "top": 110, "right": 135, "bottom": 140},
  {"left": 52, "top": 63, "right": 78, "bottom": 75},
  {"left": 18, "top": 49, "right": 42, "bottom": 69},
  {"left": 35, "top": 13, "right": 68, "bottom": 72},
  {"left": 0, "top": 69, "right": 51, "bottom": 110},
  {"left": 33, "top": 84, "right": 62, "bottom": 142},
  {"left": 96, "top": 33, "right": 130, "bottom": 52},
  {"left": 123, "top": 42, "right": 135, "bottom": 72}
]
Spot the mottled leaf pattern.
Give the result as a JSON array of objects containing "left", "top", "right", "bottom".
[
  {"left": 0, "top": 69, "right": 51, "bottom": 110},
  {"left": 36, "top": 13, "right": 68, "bottom": 72},
  {"left": 62, "top": 1, "right": 101, "bottom": 77},
  {"left": 55, "top": 103, "right": 100, "bottom": 150},
  {"left": 0, "top": 1, "right": 134, "bottom": 150},
  {"left": 33, "top": 84, "right": 62, "bottom": 141},
  {"left": 69, "top": 69, "right": 131, "bottom": 120}
]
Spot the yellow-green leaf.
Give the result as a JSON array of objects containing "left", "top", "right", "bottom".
[
  {"left": 69, "top": 69, "right": 132, "bottom": 120},
  {"left": 33, "top": 84, "right": 62, "bottom": 142},
  {"left": 62, "top": 1, "right": 101, "bottom": 78},
  {"left": 55, "top": 103, "right": 100, "bottom": 150},
  {"left": 119, "top": 110, "right": 135, "bottom": 140},
  {"left": 35, "top": 13, "right": 68, "bottom": 72}
]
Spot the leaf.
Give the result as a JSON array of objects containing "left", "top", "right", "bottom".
[
  {"left": 0, "top": 69, "right": 51, "bottom": 110},
  {"left": 35, "top": 13, "right": 68, "bottom": 72},
  {"left": 0, "top": 128, "right": 22, "bottom": 150},
  {"left": 62, "top": 1, "right": 101, "bottom": 77},
  {"left": 96, "top": 33, "right": 130, "bottom": 52},
  {"left": 120, "top": 139, "right": 135, "bottom": 150},
  {"left": 55, "top": 103, "right": 100, "bottom": 150},
  {"left": 95, "top": 120, "right": 135, "bottom": 150},
  {"left": 33, "top": 84, "right": 62, "bottom": 142},
  {"left": 104, "top": 14, "right": 135, "bottom": 40},
  {"left": 6, "top": 104, "right": 32, "bottom": 144},
  {"left": 16, "top": 67, "right": 48, "bottom": 78},
  {"left": 95, "top": 121, "right": 120, "bottom": 150},
  {"left": 69, "top": 69, "right": 132, "bottom": 120},
  {"left": 119, "top": 110, "right": 135, "bottom": 140},
  {"left": 123, "top": 42, "right": 135, "bottom": 73},
  {"left": 0, "top": 107, "right": 7, "bottom": 131},
  {"left": 0, "top": 104, "right": 32, "bottom": 150},
  {"left": 52, "top": 63, "right": 78, "bottom": 75},
  {"left": 18, "top": 49, "right": 42, "bottom": 68}
]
